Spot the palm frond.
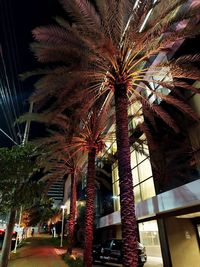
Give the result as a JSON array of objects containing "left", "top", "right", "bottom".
[
  {"left": 159, "top": 93, "right": 199, "bottom": 121},
  {"left": 139, "top": 122, "right": 157, "bottom": 150},
  {"left": 59, "top": 0, "right": 102, "bottom": 40},
  {"left": 31, "top": 42, "right": 85, "bottom": 63}
]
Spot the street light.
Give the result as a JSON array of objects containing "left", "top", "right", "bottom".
[{"left": 60, "top": 205, "right": 66, "bottom": 248}]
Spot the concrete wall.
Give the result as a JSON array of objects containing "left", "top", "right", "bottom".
[{"left": 165, "top": 217, "right": 200, "bottom": 267}]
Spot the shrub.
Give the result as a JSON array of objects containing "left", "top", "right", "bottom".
[{"left": 62, "top": 254, "right": 83, "bottom": 267}]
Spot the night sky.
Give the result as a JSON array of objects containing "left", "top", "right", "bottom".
[
  {"left": 1, "top": 0, "right": 63, "bottom": 70},
  {"left": 0, "top": 0, "right": 200, "bottom": 147},
  {"left": 0, "top": 0, "right": 64, "bottom": 146}
]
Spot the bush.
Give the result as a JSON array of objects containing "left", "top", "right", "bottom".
[{"left": 62, "top": 254, "right": 83, "bottom": 267}]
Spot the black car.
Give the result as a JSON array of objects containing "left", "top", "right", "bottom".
[
  {"left": 93, "top": 239, "right": 147, "bottom": 266},
  {"left": 0, "top": 229, "right": 18, "bottom": 250}
]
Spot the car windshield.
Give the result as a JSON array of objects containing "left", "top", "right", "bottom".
[
  {"left": 103, "top": 240, "right": 112, "bottom": 249},
  {"left": 112, "top": 240, "right": 122, "bottom": 250}
]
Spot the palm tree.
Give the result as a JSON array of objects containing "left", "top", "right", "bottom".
[
  {"left": 67, "top": 108, "right": 113, "bottom": 267},
  {"left": 29, "top": 127, "right": 78, "bottom": 254},
  {"left": 61, "top": 156, "right": 81, "bottom": 255},
  {"left": 27, "top": 1, "right": 200, "bottom": 266},
  {"left": 21, "top": 103, "right": 113, "bottom": 266},
  {"left": 40, "top": 151, "right": 81, "bottom": 255},
  {"left": 67, "top": 162, "right": 78, "bottom": 255}
]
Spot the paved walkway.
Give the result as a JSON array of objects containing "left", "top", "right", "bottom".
[
  {"left": 8, "top": 235, "right": 68, "bottom": 267},
  {"left": 6, "top": 236, "right": 163, "bottom": 267}
]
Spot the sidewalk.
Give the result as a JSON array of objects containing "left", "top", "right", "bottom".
[{"left": 8, "top": 234, "right": 68, "bottom": 267}]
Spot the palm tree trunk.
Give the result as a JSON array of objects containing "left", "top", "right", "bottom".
[
  {"left": 67, "top": 172, "right": 77, "bottom": 254},
  {"left": 0, "top": 208, "right": 16, "bottom": 267},
  {"left": 114, "top": 85, "right": 138, "bottom": 267},
  {"left": 83, "top": 148, "right": 96, "bottom": 267}
]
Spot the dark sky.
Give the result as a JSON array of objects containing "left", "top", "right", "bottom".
[
  {"left": 1, "top": 0, "right": 63, "bottom": 71},
  {"left": 0, "top": 0, "right": 200, "bottom": 147},
  {"left": 0, "top": 0, "right": 64, "bottom": 146}
]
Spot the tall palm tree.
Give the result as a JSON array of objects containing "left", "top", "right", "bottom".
[
  {"left": 21, "top": 103, "right": 113, "bottom": 267},
  {"left": 61, "top": 156, "right": 81, "bottom": 255},
  {"left": 67, "top": 164, "right": 78, "bottom": 255},
  {"left": 26, "top": 115, "right": 80, "bottom": 254},
  {"left": 40, "top": 151, "right": 81, "bottom": 255},
  {"left": 61, "top": 106, "right": 113, "bottom": 267},
  {"left": 26, "top": 1, "right": 200, "bottom": 266}
]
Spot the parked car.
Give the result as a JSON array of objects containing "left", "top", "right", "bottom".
[
  {"left": 93, "top": 239, "right": 147, "bottom": 266},
  {"left": 0, "top": 228, "right": 19, "bottom": 250}
]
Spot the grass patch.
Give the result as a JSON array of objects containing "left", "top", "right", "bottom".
[
  {"left": 48, "top": 236, "right": 69, "bottom": 247},
  {"left": 17, "top": 239, "right": 27, "bottom": 248},
  {"left": 62, "top": 254, "right": 83, "bottom": 267}
]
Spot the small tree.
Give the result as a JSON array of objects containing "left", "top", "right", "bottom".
[
  {"left": 0, "top": 144, "right": 42, "bottom": 267},
  {"left": 22, "top": 198, "right": 54, "bottom": 230}
]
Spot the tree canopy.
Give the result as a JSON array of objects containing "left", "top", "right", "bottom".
[{"left": 0, "top": 144, "right": 43, "bottom": 211}]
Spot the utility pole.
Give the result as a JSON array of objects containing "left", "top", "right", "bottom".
[
  {"left": 22, "top": 102, "right": 33, "bottom": 145},
  {"left": 13, "top": 102, "right": 33, "bottom": 253}
]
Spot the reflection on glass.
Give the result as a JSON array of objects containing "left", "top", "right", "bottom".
[
  {"left": 134, "top": 185, "right": 141, "bottom": 203},
  {"left": 139, "top": 220, "right": 163, "bottom": 266},
  {"left": 138, "top": 159, "right": 152, "bottom": 182},
  {"left": 141, "top": 177, "right": 155, "bottom": 200}
]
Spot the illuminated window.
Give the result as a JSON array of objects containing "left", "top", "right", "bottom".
[
  {"left": 112, "top": 137, "right": 155, "bottom": 211},
  {"left": 139, "top": 220, "right": 163, "bottom": 266},
  {"left": 112, "top": 163, "right": 120, "bottom": 211}
]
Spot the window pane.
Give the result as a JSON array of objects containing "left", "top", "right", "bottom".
[
  {"left": 112, "top": 163, "right": 119, "bottom": 183},
  {"left": 138, "top": 159, "right": 153, "bottom": 182},
  {"left": 139, "top": 221, "right": 163, "bottom": 266},
  {"left": 113, "top": 179, "right": 120, "bottom": 197},
  {"left": 140, "top": 177, "right": 155, "bottom": 200},
  {"left": 131, "top": 150, "right": 137, "bottom": 168},
  {"left": 134, "top": 185, "right": 141, "bottom": 203},
  {"left": 132, "top": 167, "right": 139, "bottom": 186}
]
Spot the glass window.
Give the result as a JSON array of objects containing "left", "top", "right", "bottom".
[
  {"left": 197, "top": 224, "right": 200, "bottom": 239},
  {"left": 103, "top": 240, "right": 112, "bottom": 249},
  {"left": 140, "top": 177, "right": 155, "bottom": 200},
  {"left": 131, "top": 150, "right": 137, "bottom": 168},
  {"left": 112, "top": 163, "right": 120, "bottom": 211},
  {"left": 112, "top": 240, "right": 122, "bottom": 250},
  {"left": 112, "top": 163, "right": 119, "bottom": 183},
  {"left": 132, "top": 167, "right": 139, "bottom": 186},
  {"left": 134, "top": 185, "right": 142, "bottom": 203},
  {"left": 113, "top": 179, "right": 120, "bottom": 197},
  {"left": 139, "top": 220, "right": 163, "bottom": 266},
  {"left": 137, "top": 159, "right": 153, "bottom": 182}
]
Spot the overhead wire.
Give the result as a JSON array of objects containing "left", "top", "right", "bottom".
[
  {"left": 0, "top": 48, "right": 19, "bottom": 143},
  {"left": 0, "top": 48, "right": 17, "bottom": 141},
  {"left": 7, "top": 0, "right": 25, "bottom": 140},
  {"left": 0, "top": 68, "right": 15, "bottom": 141},
  {"left": 0, "top": 0, "right": 29, "bottom": 145},
  {"left": 2, "top": 1, "right": 22, "bottom": 141}
]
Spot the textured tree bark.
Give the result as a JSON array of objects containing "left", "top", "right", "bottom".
[
  {"left": 114, "top": 85, "right": 138, "bottom": 267},
  {"left": 67, "top": 172, "right": 77, "bottom": 255},
  {"left": 0, "top": 208, "right": 16, "bottom": 267},
  {"left": 83, "top": 148, "right": 96, "bottom": 267}
]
